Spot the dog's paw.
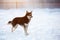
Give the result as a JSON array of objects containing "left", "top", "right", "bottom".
[{"left": 25, "top": 33, "right": 29, "bottom": 36}]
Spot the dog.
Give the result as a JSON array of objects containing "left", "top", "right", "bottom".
[{"left": 8, "top": 11, "right": 33, "bottom": 35}]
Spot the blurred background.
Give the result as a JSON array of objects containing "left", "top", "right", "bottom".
[
  {"left": 0, "top": 0, "right": 60, "bottom": 9},
  {"left": 0, "top": 0, "right": 60, "bottom": 40}
]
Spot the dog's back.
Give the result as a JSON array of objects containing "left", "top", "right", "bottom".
[{"left": 12, "top": 16, "right": 29, "bottom": 25}]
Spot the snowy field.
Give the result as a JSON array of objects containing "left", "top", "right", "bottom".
[{"left": 0, "top": 8, "right": 60, "bottom": 40}]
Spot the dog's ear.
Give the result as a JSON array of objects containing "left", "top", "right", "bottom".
[
  {"left": 30, "top": 11, "right": 32, "bottom": 13},
  {"left": 26, "top": 11, "right": 28, "bottom": 13}
]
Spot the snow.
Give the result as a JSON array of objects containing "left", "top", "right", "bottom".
[{"left": 0, "top": 8, "right": 60, "bottom": 40}]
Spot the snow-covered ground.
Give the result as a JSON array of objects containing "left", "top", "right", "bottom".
[{"left": 0, "top": 8, "right": 60, "bottom": 40}]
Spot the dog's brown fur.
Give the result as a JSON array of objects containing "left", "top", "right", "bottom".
[{"left": 8, "top": 11, "right": 33, "bottom": 35}]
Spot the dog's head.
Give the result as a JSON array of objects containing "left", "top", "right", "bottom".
[
  {"left": 26, "top": 11, "right": 32, "bottom": 18},
  {"left": 26, "top": 11, "right": 33, "bottom": 19}
]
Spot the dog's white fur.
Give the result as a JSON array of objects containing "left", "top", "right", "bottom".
[{"left": 27, "top": 16, "right": 32, "bottom": 20}]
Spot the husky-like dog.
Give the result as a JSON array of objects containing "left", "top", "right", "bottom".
[{"left": 8, "top": 11, "right": 33, "bottom": 35}]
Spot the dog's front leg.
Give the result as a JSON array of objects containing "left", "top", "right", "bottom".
[
  {"left": 24, "top": 23, "right": 29, "bottom": 35},
  {"left": 24, "top": 26, "right": 28, "bottom": 35}
]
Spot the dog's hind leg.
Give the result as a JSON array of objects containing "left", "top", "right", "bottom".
[
  {"left": 13, "top": 25, "right": 18, "bottom": 31},
  {"left": 11, "top": 24, "right": 17, "bottom": 32},
  {"left": 11, "top": 27, "right": 13, "bottom": 32}
]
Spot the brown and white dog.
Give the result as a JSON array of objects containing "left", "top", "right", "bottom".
[{"left": 8, "top": 11, "right": 33, "bottom": 35}]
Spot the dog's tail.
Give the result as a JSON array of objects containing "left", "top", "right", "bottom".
[{"left": 8, "top": 21, "right": 12, "bottom": 24}]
